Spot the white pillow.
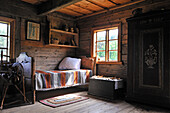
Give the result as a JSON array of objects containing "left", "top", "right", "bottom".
[{"left": 58, "top": 57, "right": 81, "bottom": 70}]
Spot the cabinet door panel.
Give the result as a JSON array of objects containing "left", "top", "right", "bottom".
[
  {"left": 134, "top": 24, "right": 165, "bottom": 96},
  {"left": 140, "top": 28, "right": 162, "bottom": 87}
]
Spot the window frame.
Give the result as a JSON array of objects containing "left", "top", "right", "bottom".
[
  {"left": 91, "top": 24, "right": 122, "bottom": 64},
  {"left": 0, "top": 16, "right": 15, "bottom": 61}
]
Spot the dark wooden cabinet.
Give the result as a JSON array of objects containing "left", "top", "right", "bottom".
[{"left": 126, "top": 10, "right": 170, "bottom": 108}]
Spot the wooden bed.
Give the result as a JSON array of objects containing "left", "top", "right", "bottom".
[{"left": 17, "top": 52, "right": 96, "bottom": 103}]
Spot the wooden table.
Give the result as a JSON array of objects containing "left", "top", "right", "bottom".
[{"left": 88, "top": 77, "right": 124, "bottom": 100}]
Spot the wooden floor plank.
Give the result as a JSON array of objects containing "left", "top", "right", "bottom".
[{"left": 1, "top": 91, "right": 170, "bottom": 113}]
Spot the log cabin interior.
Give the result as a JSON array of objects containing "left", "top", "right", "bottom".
[{"left": 0, "top": 0, "right": 170, "bottom": 112}]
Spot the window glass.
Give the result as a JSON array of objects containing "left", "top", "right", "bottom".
[
  {"left": 109, "top": 29, "right": 118, "bottom": 40},
  {"left": 97, "top": 42, "right": 105, "bottom": 50},
  {"left": 0, "top": 23, "right": 7, "bottom": 36},
  {"left": 0, "top": 36, "right": 7, "bottom": 48},
  {"left": 97, "top": 31, "right": 106, "bottom": 41},
  {"left": 97, "top": 51, "right": 105, "bottom": 61},
  {"left": 0, "top": 21, "right": 10, "bottom": 61},
  {"left": 109, "top": 51, "right": 118, "bottom": 61},
  {"left": 93, "top": 26, "right": 120, "bottom": 63},
  {"left": 109, "top": 40, "right": 118, "bottom": 50}
]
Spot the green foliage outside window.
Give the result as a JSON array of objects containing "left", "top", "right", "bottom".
[
  {"left": 0, "top": 37, "right": 7, "bottom": 48},
  {"left": 97, "top": 42, "right": 105, "bottom": 50},
  {"left": 97, "top": 51, "right": 105, "bottom": 61},
  {"left": 109, "top": 51, "right": 118, "bottom": 61},
  {"left": 0, "top": 22, "right": 10, "bottom": 61},
  {"left": 109, "top": 40, "right": 118, "bottom": 50},
  {"left": 94, "top": 28, "right": 119, "bottom": 62}
]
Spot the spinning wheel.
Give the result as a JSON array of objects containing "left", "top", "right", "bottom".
[
  {"left": 11, "top": 63, "right": 24, "bottom": 85},
  {"left": 0, "top": 63, "right": 29, "bottom": 110}
]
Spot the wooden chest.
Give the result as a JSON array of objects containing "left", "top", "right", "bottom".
[{"left": 88, "top": 78, "right": 123, "bottom": 100}]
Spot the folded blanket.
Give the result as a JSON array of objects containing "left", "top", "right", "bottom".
[{"left": 35, "top": 69, "right": 92, "bottom": 91}]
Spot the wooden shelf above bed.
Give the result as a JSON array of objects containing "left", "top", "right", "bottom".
[
  {"left": 50, "top": 29, "right": 78, "bottom": 36},
  {"left": 48, "top": 44, "right": 78, "bottom": 48},
  {"left": 48, "top": 28, "right": 79, "bottom": 48}
]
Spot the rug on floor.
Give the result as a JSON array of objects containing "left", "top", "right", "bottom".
[{"left": 39, "top": 94, "right": 89, "bottom": 108}]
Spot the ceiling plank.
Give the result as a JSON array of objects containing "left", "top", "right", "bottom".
[
  {"left": 89, "top": 0, "right": 116, "bottom": 8},
  {"left": 77, "top": 0, "right": 145, "bottom": 20},
  {"left": 73, "top": 4, "right": 94, "bottom": 12},
  {"left": 65, "top": 8, "right": 85, "bottom": 15},
  {"left": 57, "top": 8, "right": 83, "bottom": 17},
  {"left": 85, "top": 0, "right": 107, "bottom": 9},
  {"left": 74, "top": 0, "right": 103, "bottom": 11},
  {"left": 38, "top": 0, "right": 83, "bottom": 16},
  {"left": 66, "top": 5, "right": 93, "bottom": 14},
  {"left": 108, "top": 0, "right": 121, "bottom": 5}
]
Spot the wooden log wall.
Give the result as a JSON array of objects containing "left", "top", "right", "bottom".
[
  {"left": 0, "top": 0, "right": 76, "bottom": 98},
  {"left": 76, "top": 0, "right": 170, "bottom": 79},
  {"left": 0, "top": 0, "right": 76, "bottom": 71}
]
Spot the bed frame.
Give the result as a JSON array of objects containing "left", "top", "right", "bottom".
[{"left": 16, "top": 52, "right": 96, "bottom": 103}]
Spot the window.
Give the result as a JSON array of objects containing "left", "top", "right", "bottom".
[
  {"left": 0, "top": 17, "right": 15, "bottom": 61},
  {"left": 0, "top": 22, "right": 10, "bottom": 61},
  {"left": 92, "top": 25, "right": 121, "bottom": 64}
]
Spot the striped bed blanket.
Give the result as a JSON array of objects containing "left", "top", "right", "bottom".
[{"left": 35, "top": 69, "right": 92, "bottom": 91}]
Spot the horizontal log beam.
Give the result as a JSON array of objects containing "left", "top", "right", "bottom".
[
  {"left": 37, "top": 0, "right": 82, "bottom": 16},
  {"left": 0, "top": 0, "right": 37, "bottom": 18}
]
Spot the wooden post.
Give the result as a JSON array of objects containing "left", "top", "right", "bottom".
[{"left": 31, "top": 57, "right": 36, "bottom": 104}]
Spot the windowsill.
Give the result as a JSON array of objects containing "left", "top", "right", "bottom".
[{"left": 96, "top": 61, "right": 122, "bottom": 65}]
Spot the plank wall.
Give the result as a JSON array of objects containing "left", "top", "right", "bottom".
[
  {"left": 0, "top": 0, "right": 76, "bottom": 71},
  {"left": 76, "top": 0, "right": 170, "bottom": 78},
  {"left": 0, "top": 0, "right": 76, "bottom": 98}
]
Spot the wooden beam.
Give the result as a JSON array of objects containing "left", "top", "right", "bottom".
[
  {"left": 0, "top": 0, "right": 37, "bottom": 18},
  {"left": 77, "top": 0, "right": 145, "bottom": 20},
  {"left": 38, "top": 0, "right": 83, "bottom": 16},
  {"left": 108, "top": 0, "right": 121, "bottom": 5}
]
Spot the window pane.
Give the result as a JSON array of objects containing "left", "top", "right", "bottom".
[
  {"left": 109, "top": 51, "right": 118, "bottom": 61},
  {"left": 97, "top": 51, "right": 105, "bottom": 61},
  {"left": 109, "top": 29, "right": 118, "bottom": 40},
  {"left": 97, "top": 31, "right": 106, "bottom": 41},
  {"left": 109, "top": 40, "right": 118, "bottom": 50},
  {"left": 97, "top": 41, "right": 105, "bottom": 50},
  {"left": 0, "top": 23, "right": 7, "bottom": 36},
  {"left": 0, "top": 36, "right": 7, "bottom": 48}
]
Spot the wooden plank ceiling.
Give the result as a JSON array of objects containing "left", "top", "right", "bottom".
[
  {"left": 21, "top": 0, "right": 144, "bottom": 19},
  {"left": 56, "top": 0, "right": 131, "bottom": 17}
]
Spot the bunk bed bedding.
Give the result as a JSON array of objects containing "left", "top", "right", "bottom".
[{"left": 35, "top": 69, "right": 92, "bottom": 91}]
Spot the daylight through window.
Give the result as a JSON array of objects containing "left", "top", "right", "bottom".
[
  {"left": 93, "top": 26, "right": 120, "bottom": 64},
  {"left": 0, "top": 22, "right": 10, "bottom": 61}
]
